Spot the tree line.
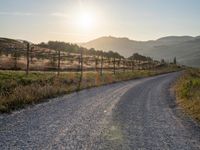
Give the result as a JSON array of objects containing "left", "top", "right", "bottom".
[{"left": 38, "top": 41, "right": 124, "bottom": 59}]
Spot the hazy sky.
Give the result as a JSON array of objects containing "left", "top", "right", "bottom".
[{"left": 0, "top": 0, "right": 200, "bottom": 43}]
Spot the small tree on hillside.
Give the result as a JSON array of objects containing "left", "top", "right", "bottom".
[
  {"left": 173, "top": 57, "right": 177, "bottom": 64},
  {"left": 161, "top": 59, "right": 165, "bottom": 64}
]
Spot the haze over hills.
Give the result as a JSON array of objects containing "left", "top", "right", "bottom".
[
  {"left": 1, "top": 36, "right": 199, "bottom": 68},
  {"left": 81, "top": 36, "right": 200, "bottom": 68}
]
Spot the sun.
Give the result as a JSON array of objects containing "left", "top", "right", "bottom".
[
  {"left": 76, "top": 11, "right": 96, "bottom": 30},
  {"left": 80, "top": 13, "right": 93, "bottom": 28}
]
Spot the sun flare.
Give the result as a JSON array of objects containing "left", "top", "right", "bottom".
[
  {"left": 80, "top": 13, "right": 93, "bottom": 28},
  {"left": 76, "top": 11, "right": 96, "bottom": 30}
]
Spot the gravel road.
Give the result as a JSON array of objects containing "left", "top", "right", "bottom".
[{"left": 0, "top": 72, "right": 200, "bottom": 150}]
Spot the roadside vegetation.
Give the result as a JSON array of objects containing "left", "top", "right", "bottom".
[
  {"left": 0, "top": 65, "right": 180, "bottom": 113},
  {"left": 175, "top": 68, "right": 200, "bottom": 122}
]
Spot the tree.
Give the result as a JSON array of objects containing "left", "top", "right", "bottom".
[
  {"left": 173, "top": 57, "right": 177, "bottom": 64},
  {"left": 129, "top": 53, "right": 152, "bottom": 61},
  {"left": 161, "top": 59, "right": 165, "bottom": 64},
  {"left": 38, "top": 41, "right": 124, "bottom": 59}
]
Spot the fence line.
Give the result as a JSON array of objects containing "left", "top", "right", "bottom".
[{"left": 0, "top": 43, "right": 162, "bottom": 78}]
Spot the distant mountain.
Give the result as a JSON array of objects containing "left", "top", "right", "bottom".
[{"left": 81, "top": 36, "right": 200, "bottom": 68}]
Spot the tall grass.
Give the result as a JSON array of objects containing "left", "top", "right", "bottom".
[
  {"left": 0, "top": 65, "right": 180, "bottom": 113},
  {"left": 175, "top": 68, "right": 200, "bottom": 122}
]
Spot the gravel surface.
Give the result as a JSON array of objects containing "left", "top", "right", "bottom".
[{"left": 0, "top": 72, "right": 200, "bottom": 150}]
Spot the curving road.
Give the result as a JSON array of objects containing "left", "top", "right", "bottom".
[{"left": 0, "top": 72, "right": 200, "bottom": 149}]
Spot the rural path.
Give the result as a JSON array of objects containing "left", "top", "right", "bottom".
[{"left": 0, "top": 72, "right": 200, "bottom": 150}]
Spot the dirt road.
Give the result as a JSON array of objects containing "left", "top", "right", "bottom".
[{"left": 0, "top": 72, "right": 199, "bottom": 149}]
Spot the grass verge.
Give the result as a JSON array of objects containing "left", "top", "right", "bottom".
[
  {"left": 175, "top": 68, "right": 200, "bottom": 123},
  {"left": 0, "top": 65, "right": 180, "bottom": 113}
]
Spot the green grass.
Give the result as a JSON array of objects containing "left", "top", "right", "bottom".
[
  {"left": 175, "top": 68, "right": 200, "bottom": 122},
  {"left": 0, "top": 65, "right": 180, "bottom": 113}
]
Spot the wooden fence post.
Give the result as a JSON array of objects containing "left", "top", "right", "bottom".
[
  {"left": 148, "top": 60, "right": 151, "bottom": 70},
  {"left": 100, "top": 55, "right": 103, "bottom": 76},
  {"left": 80, "top": 50, "right": 83, "bottom": 79},
  {"left": 57, "top": 50, "right": 61, "bottom": 75},
  {"left": 13, "top": 48, "right": 17, "bottom": 70},
  {"left": 138, "top": 59, "right": 141, "bottom": 70},
  {"left": 132, "top": 59, "right": 134, "bottom": 72},
  {"left": 26, "top": 43, "right": 30, "bottom": 75},
  {"left": 113, "top": 57, "right": 116, "bottom": 74},
  {"left": 123, "top": 59, "right": 125, "bottom": 72},
  {"left": 95, "top": 56, "right": 98, "bottom": 72},
  {"left": 77, "top": 50, "right": 83, "bottom": 90},
  {"left": 30, "top": 46, "right": 34, "bottom": 63}
]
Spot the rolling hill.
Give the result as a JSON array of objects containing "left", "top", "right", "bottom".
[{"left": 81, "top": 36, "right": 200, "bottom": 68}]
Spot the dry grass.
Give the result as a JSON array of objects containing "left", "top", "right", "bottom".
[
  {"left": 0, "top": 65, "right": 180, "bottom": 113},
  {"left": 175, "top": 68, "right": 200, "bottom": 122}
]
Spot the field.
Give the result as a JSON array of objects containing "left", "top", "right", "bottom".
[
  {"left": 0, "top": 65, "right": 180, "bottom": 113},
  {"left": 0, "top": 39, "right": 182, "bottom": 113},
  {"left": 175, "top": 68, "right": 200, "bottom": 122}
]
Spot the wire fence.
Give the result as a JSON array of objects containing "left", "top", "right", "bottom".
[{"left": 0, "top": 43, "right": 162, "bottom": 76}]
